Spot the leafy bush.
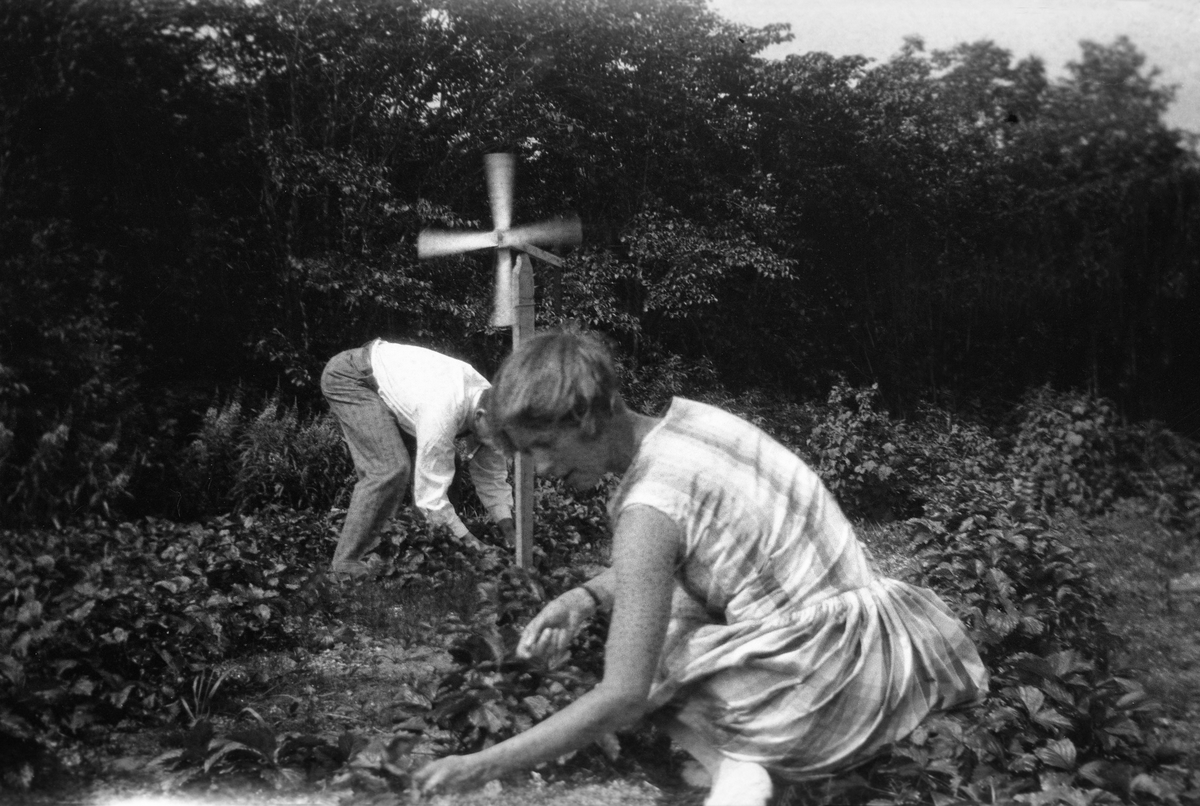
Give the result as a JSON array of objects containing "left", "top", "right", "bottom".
[
  {"left": 420, "top": 569, "right": 601, "bottom": 755},
  {"left": 0, "top": 511, "right": 336, "bottom": 788},
  {"left": 532, "top": 478, "right": 613, "bottom": 571},
  {"left": 882, "top": 475, "right": 1197, "bottom": 805},
  {"left": 619, "top": 351, "right": 721, "bottom": 416},
  {"left": 150, "top": 719, "right": 367, "bottom": 793},
  {"left": 1001, "top": 386, "right": 1200, "bottom": 533},
  {"left": 910, "top": 483, "right": 1111, "bottom": 667},
  {"left": 1006, "top": 386, "right": 1125, "bottom": 516},
  {"left": 175, "top": 394, "right": 354, "bottom": 517},
  {"left": 795, "top": 381, "right": 1003, "bottom": 522},
  {"left": 799, "top": 380, "right": 913, "bottom": 520},
  {"left": 233, "top": 396, "right": 353, "bottom": 513},
  {"left": 0, "top": 220, "right": 143, "bottom": 529}
]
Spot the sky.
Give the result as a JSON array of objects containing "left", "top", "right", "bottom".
[{"left": 706, "top": 0, "right": 1200, "bottom": 133}]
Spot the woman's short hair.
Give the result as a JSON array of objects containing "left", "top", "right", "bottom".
[{"left": 489, "top": 330, "right": 621, "bottom": 447}]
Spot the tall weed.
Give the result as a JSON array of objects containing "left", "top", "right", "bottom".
[{"left": 176, "top": 394, "right": 352, "bottom": 516}]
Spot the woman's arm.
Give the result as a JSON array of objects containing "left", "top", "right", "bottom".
[{"left": 415, "top": 505, "right": 680, "bottom": 792}]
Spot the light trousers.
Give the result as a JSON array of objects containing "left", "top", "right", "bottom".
[{"left": 320, "top": 345, "right": 411, "bottom": 571}]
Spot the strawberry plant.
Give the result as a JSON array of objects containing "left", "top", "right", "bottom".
[
  {"left": 1006, "top": 386, "right": 1125, "bottom": 516},
  {"left": 910, "top": 484, "right": 1112, "bottom": 664},
  {"left": 0, "top": 510, "right": 336, "bottom": 788}
]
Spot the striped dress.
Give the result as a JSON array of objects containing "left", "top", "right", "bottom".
[{"left": 608, "top": 398, "right": 988, "bottom": 781}]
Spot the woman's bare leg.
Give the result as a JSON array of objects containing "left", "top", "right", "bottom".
[{"left": 663, "top": 720, "right": 773, "bottom": 806}]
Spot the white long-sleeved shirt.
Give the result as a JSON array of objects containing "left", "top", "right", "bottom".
[{"left": 368, "top": 341, "right": 513, "bottom": 538}]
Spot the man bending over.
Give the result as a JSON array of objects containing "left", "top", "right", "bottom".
[{"left": 321, "top": 339, "right": 515, "bottom": 578}]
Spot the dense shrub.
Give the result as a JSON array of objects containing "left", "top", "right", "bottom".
[
  {"left": 882, "top": 476, "right": 1194, "bottom": 805},
  {"left": 0, "top": 511, "right": 338, "bottom": 787},
  {"left": 1001, "top": 387, "right": 1200, "bottom": 532},
  {"left": 0, "top": 227, "right": 143, "bottom": 527},
  {"left": 1005, "top": 387, "right": 1125, "bottom": 515},
  {"left": 911, "top": 483, "right": 1112, "bottom": 666},
  {"left": 801, "top": 380, "right": 914, "bottom": 520},
  {"left": 532, "top": 478, "right": 613, "bottom": 571},
  {"left": 175, "top": 394, "right": 354, "bottom": 518},
  {"left": 791, "top": 380, "right": 1003, "bottom": 522}
]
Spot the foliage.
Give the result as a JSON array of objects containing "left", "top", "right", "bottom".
[
  {"left": 802, "top": 380, "right": 913, "bottom": 520},
  {"left": 795, "top": 380, "right": 1003, "bottom": 522},
  {"left": 910, "top": 488, "right": 1111, "bottom": 667},
  {"left": 837, "top": 474, "right": 1191, "bottom": 805},
  {"left": 3, "top": 400, "right": 1199, "bottom": 799},
  {"left": 1117, "top": 421, "right": 1200, "bottom": 535},
  {"left": 420, "top": 575, "right": 600, "bottom": 756},
  {"left": 0, "top": 510, "right": 335, "bottom": 788},
  {"left": 5, "top": 0, "right": 1200, "bottom": 529},
  {"left": 173, "top": 392, "right": 354, "bottom": 518},
  {"left": 1002, "top": 386, "right": 1200, "bottom": 531},
  {"left": 531, "top": 477, "right": 613, "bottom": 571},
  {"left": 149, "top": 719, "right": 373, "bottom": 794},
  {"left": 0, "top": 221, "right": 141, "bottom": 527},
  {"left": 1006, "top": 387, "right": 1125, "bottom": 516}
]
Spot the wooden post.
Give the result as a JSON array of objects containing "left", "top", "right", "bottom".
[{"left": 511, "top": 253, "right": 536, "bottom": 568}]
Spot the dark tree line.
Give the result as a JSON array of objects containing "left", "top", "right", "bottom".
[{"left": 2, "top": 0, "right": 1198, "bottom": 524}]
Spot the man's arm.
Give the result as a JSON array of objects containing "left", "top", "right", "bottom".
[
  {"left": 468, "top": 444, "right": 514, "bottom": 526},
  {"left": 411, "top": 435, "right": 473, "bottom": 539}
]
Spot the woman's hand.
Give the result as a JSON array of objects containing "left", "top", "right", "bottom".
[
  {"left": 413, "top": 753, "right": 489, "bottom": 795},
  {"left": 516, "top": 588, "right": 595, "bottom": 663}
]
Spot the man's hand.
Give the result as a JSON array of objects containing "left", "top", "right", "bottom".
[{"left": 495, "top": 517, "right": 517, "bottom": 548}]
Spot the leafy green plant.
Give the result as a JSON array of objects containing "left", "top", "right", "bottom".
[
  {"left": 179, "top": 668, "right": 234, "bottom": 726},
  {"left": 801, "top": 380, "right": 916, "bottom": 520},
  {"left": 150, "top": 718, "right": 373, "bottom": 793},
  {"left": 176, "top": 394, "right": 354, "bottom": 517},
  {"left": 532, "top": 478, "right": 613, "bottom": 572},
  {"left": 0, "top": 510, "right": 337, "bottom": 789},
  {"left": 174, "top": 396, "right": 247, "bottom": 518},
  {"left": 910, "top": 483, "right": 1111, "bottom": 664},
  {"left": 1006, "top": 387, "right": 1124, "bottom": 516},
  {"left": 881, "top": 463, "right": 1197, "bottom": 806},
  {"left": 393, "top": 563, "right": 607, "bottom": 761},
  {"left": 233, "top": 396, "right": 353, "bottom": 513}
]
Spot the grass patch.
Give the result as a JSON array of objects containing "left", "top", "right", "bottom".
[{"left": 1057, "top": 500, "right": 1200, "bottom": 768}]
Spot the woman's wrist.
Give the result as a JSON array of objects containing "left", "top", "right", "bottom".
[
  {"left": 467, "top": 749, "right": 504, "bottom": 785},
  {"left": 574, "top": 583, "right": 604, "bottom": 613}
]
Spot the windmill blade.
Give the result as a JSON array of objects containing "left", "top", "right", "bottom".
[
  {"left": 416, "top": 229, "right": 499, "bottom": 258},
  {"left": 507, "top": 215, "right": 583, "bottom": 249},
  {"left": 491, "top": 249, "right": 515, "bottom": 328},
  {"left": 485, "top": 153, "right": 514, "bottom": 231}
]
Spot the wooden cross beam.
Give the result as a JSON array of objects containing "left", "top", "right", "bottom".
[{"left": 416, "top": 154, "right": 581, "bottom": 568}]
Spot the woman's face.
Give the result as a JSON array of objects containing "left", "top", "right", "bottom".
[{"left": 504, "top": 423, "right": 608, "bottom": 490}]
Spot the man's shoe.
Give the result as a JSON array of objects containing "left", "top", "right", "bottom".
[{"left": 329, "top": 555, "right": 382, "bottom": 582}]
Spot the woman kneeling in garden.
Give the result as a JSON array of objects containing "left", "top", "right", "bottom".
[{"left": 415, "top": 331, "right": 988, "bottom": 805}]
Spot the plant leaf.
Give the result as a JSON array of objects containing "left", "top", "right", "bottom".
[
  {"left": 1035, "top": 738, "right": 1077, "bottom": 770},
  {"left": 1032, "top": 707, "right": 1073, "bottom": 733},
  {"left": 1017, "top": 685, "right": 1046, "bottom": 716}
]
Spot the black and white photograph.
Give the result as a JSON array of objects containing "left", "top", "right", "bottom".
[{"left": 2, "top": 1, "right": 1197, "bottom": 804}]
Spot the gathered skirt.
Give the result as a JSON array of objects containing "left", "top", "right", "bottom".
[{"left": 647, "top": 577, "right": 989, "bottom": 780}]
